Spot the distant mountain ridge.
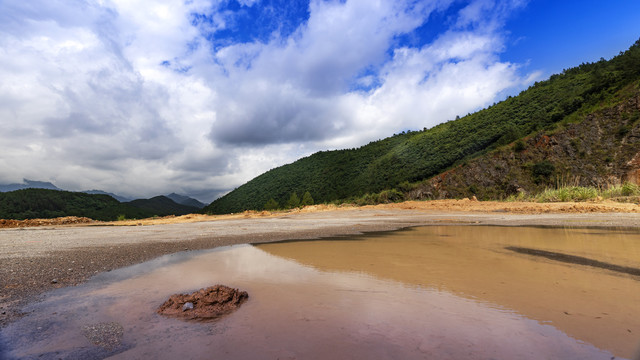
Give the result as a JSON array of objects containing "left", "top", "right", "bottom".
[
  {"left": 0, "top": 183, "right": 205, "bottom": 220},
  {"left": 0, "top": 189, "right": 153, "bottom": 221},
  {"left": 0, "top": 180, "right": 206, "bottom": 206},
  {"left": 0, "top": 179, "right": 61, "bottom": 192},
  {"left": 203, "top": 38, "right": 640, "bottom": 214},
  {"left": 126, "top": 196, "right": 200, "bottom": 216},
  {"left": 82, "top": 190, "right": 132, "bottom": 203},
  {"left": 0, "top": 189, "right": 201, "bottom": 221},
  {"left": 166, "top": 193, "right": 206, "bottom": 209}
]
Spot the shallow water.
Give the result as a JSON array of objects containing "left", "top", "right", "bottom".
[{"left": 1, "top": 226, "right": 639, "bottom": 359}]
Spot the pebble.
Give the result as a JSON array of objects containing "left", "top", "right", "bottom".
[
  {"left": 81, "top": 322, "right": 124, "bottom": 349},
  {"left": 182, "top": 302, "right": 194, "bottom": 311}
]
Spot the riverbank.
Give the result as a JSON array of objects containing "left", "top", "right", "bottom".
[{"left": 2, "top": 200, "right": 640, "bottom": 327}]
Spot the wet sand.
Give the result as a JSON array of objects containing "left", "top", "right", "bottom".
[
  {"left": 258, "top": 226, "right": 640, "bottom": 358},
  {"left": 2, "top": 236, "right": 632, "bottom": 360},
  {"left": 2, "top": 207, "right": 640, "bottom": 329}
]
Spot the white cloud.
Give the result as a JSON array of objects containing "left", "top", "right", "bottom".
[{"left": 0, "top": 0, "right": 532, "bottom": 202}]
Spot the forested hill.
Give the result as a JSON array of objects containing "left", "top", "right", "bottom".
[
  {"left": 204, "top": 39, "right": 640, "bottom": 214},
  {"left": 0, "top": 189, "right": 199, "bottom": 221},
  {"left": 0, "top": 189, "right": 154, "bottom": 221}
]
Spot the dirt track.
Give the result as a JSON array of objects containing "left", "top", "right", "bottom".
[{"left": 1, "top": 200, "right": 640, "bottom": 327}]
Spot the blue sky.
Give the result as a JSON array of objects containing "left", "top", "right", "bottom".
[
  {"left": 504, "top": 0, "right": 640, "bottom": 75},
  {"left": 0, "top": 0, "right": 639, "bottom": 202}
]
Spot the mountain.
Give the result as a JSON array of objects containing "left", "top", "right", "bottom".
[
  {"left": 166, "top": 193, "right": 206, "bottom": 209},
  {"left": 126, "top": 196, "right": 199, "bottom": 216},
  {"left": 83, "top": 190, "right": 132, "bottom": 202},
  {"left": 0, "top": 181, "right": 132, "bottom": 202},
  {"left": 409, "top": 84, "right": 640, "bottom": 200},
  {"left": 0, "top": 190, "right": 200, "bottom": 221},
  {"left": 0, "top": 179, "right": 61, "bottom": 192},
  {"left": 0, "top": 189, "right": 154, "bottom": 221},
  {"left": 203, "top": 38, "right": 640, "bottom": 214}
]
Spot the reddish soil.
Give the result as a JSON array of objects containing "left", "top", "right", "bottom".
[
  {"left": 157, "top": 285, "right": 249, "bottom": 321},
  {"left": 1, "top": 199, "right": 639, "bottom": 230},
  {"left": 0, "top": 216, "right": 95, "bottom": 228}
]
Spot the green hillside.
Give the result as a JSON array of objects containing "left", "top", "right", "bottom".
[
  {"left": 126, "top": 196, "right": 199, "bottom": 216},
  {"left": 0, "top": 190, "right": 200, "bottom": 221},
  {"left": 204, "top": 39, "right": 640, "bottom": 214},
  {"left": 0, "top": 189, "right": 153, "bottom": 221}
]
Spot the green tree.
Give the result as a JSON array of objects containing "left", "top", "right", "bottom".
[
  {"left": 300, "top": 191, "right": 314, "bottom": 206},
  {"left": 264, "top": 198, "right": 279, "bottom": 211},
  {"left": 532, "top": 160, "right": 555, "bottom": 184},
  {"left": 286, "top": 192, "right": 300, "bottom": 209}
]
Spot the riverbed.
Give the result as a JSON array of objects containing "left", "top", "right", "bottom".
[{"left": 1, "top": 225, "right": 639, "bottom": 359}]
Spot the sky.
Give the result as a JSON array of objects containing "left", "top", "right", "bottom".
[{"left": 1, "top": 0, "right": 639, "bottom": 203}]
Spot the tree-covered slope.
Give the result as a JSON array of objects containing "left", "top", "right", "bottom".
[
  {"left": 0, "top": 190, "right": 201, "bottom": 220},
  {"left": 204, "top": 39, "right": 640, "bottom": 214},
  {"left": 409, "top": 82, "right": 640, "bottom": 201},
  {"left": 0, "top": 189, "right": 154, "bottom": 221}
]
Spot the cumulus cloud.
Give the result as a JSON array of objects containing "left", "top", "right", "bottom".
[{"left": 0, "top": 0, "right": 532, "bottom": 202}]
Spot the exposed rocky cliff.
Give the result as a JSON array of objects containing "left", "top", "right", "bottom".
[{"left": 410, "top": 86, "right": 640, "bottom": 200}]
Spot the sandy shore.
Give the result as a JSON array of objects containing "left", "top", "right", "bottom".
[{"left": 2, "top": 200, "right": 640, "bottom": 327}]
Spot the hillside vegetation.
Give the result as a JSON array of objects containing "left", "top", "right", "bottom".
[
  {"left": 0, "top": 189, "right": 154, "bottom": 221},
  {"left": 0, "top": 189, "right": 199, "bottom": 221},
  {"left": 204, "top": 39, "right": 640, "bottom": 214},
  {"left": 411, "top": 82, "right": 640, "bottom": 202}
]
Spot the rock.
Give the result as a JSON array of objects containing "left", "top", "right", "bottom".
[
  {"left": 51, "top": 279, "right": 58, "bottom": 284},
  {"left": 157, "top": 285, "right": 248, "bottom": 321}
]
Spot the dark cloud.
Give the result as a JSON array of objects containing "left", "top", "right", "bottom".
[
  {"left": 44, "top": 112, "right": 112, "bottom": 138},
  {"left": 210, "top": 95, "right": 340, "bottom": 145},
  {"left": 171, "top": 152, "right": 230, "bottom": 173}
]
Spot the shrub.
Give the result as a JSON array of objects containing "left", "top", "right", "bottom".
[
  {"left": 301, "top": 191, "right": 314, "bottom": 206},
  {"left": 531, "top": 161, "right": 555, "bottom": 183},
  {"left": 355, "top": 193, "right": 380, "bottom": 206},
  {"left": 397, "top": 181, "right": 415, "bottom": 193},
  {"left": 286, "top": 192, "right": 300, "bottom": 209},
  {"left": 378, "top": 189, "right": 404, "bottom": 203},
  {"left": 621, "top": 182, "right": 640, "bottom": 196},
  {"left": 264, "top": 198, "right": 279, "bottom": 211}
]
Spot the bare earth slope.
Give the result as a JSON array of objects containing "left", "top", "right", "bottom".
[{"left": 1, "top": 200, "right": 640, "bottom": 327}]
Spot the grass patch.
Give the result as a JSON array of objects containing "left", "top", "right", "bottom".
[
  {"left": 507, "top": 182, "right": 640, "bottom": 203},
  {"left": 535, "top": 186, "right": 599, "bottom": 202},
  {"left": 602, "top": 182, "right": 640, "bottom": 197}
]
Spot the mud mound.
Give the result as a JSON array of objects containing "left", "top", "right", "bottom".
[
  {"left": 0, "top": 216, "right": 95, "bottom": 228},
  {"left": 157, "top": 285, "right": 248, "bottom": 321}
]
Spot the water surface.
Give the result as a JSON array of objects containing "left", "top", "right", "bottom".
[{"left": 1, "top": 226, "right": 639, "bottom": 359}]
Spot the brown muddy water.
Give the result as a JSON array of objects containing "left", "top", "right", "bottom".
[{"left": 1, "top": 226, "right": 639, "bottom": 360}]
